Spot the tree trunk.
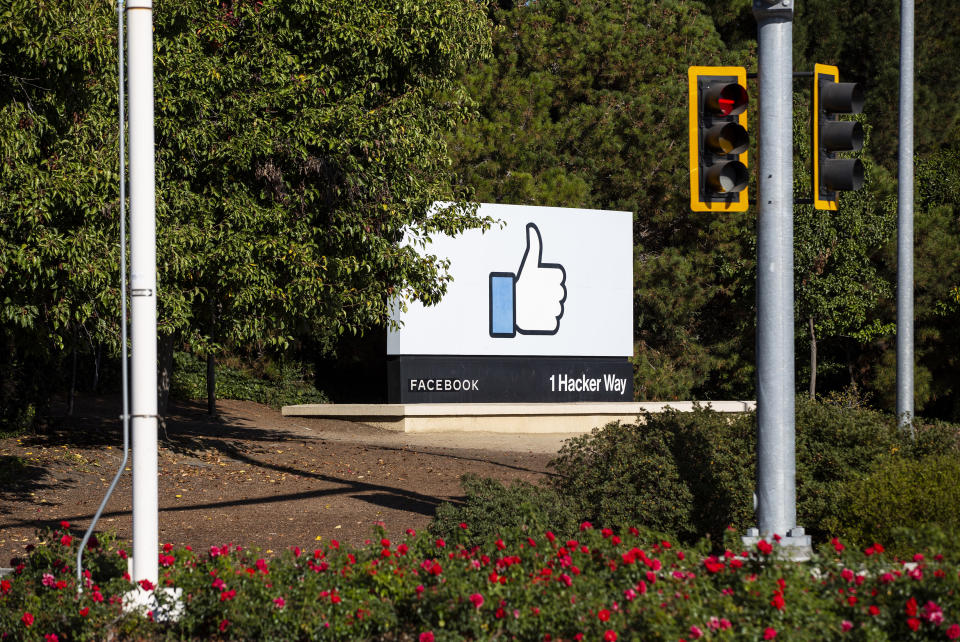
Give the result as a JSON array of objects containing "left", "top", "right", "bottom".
[
  {"left": 206, "top": 353, "right": 217, "bottom": 417},
  {"left": 68, "top": 341, "right": 78, "bottom": 416},
  {"left": 157, "top": 333, "right": 175, "bottom": 416},
  {"left": 808, "top": 316, "right": 817, "bottom": 400},
  {"left": 92, "top": 343, "right": 101, "bottom": 392}
]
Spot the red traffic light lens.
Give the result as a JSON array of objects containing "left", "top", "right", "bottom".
[{"left": 714, "top": 83, "right": 748, "bottom": 116}]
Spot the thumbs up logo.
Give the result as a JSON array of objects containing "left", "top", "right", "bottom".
[{"left": 489, "top": 223, "right": 567, "bottom": 337}]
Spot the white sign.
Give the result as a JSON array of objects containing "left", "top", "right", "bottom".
[{"left": 388, "top": 203, "right": 633, "bottom": 357}]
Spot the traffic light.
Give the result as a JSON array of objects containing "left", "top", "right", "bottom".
[
  {"left": 688, "top": 66, "right": 749, "bottom": 212},
  {"left": 813, "top": 63, "right": 864, "bottom": 210}
]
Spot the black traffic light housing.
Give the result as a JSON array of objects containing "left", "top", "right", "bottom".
[
  {"left": 688, "top": 66, "right": 749, "bottom": 212},
  {"left": 813, "top": 63, "right": 865, "bottom": 210}
]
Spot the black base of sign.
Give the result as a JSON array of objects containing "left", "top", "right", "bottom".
[{"left": 387, "top": 356, "right": 633, "bottom": 403}]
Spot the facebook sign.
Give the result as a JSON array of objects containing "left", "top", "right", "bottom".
[{"left": 387, "top": 203, "right": 633, "bottom": 403}]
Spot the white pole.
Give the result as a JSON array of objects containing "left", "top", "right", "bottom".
[{"left": 126, "top": 0, "right": 158, "bottom": 586}]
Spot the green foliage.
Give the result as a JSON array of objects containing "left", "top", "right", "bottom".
[
  {"left": 545, "top": 401, "right": 960, "bottom": 545},
  {"left": 430, "top": 474, "right": 580, "bottom": 544},
  {"left": 448, "top": 0, "right": 759, "bottom": 401},
  {"left": 1, "top": 0, "right": 492, "bottom": 425},
  {"left": 550, "top": 418, "right": 698, "bottom": 539},
  {"left": 839, "top": 455, "right": 960, "bottom": 557},
  {"left": 170, "top": 351, "right": 328, "bottom": 409},
  {"left": 5, "top": 521, "right": 960, "bottom": 640}
]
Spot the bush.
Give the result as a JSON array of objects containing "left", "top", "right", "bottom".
[
  {"left": 550, "top": 408, "right": 755, "bottom": 543},
  {"left": 546, "top": 399, "right": 960, "bottom": 545},
  {"left": 430, "top": 474, "right": 581, "bottom": 544},
  {"left": 171, "top": 351, "right": 329, "bottom": 408},
  {"left": 839, "top": 454, "right": 960, "bottom": 556},
  {"left": 4, "top": 522, "right": 960, "bottom": 640}
]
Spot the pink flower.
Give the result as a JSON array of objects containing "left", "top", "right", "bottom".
[
  {"left": 909, "top": 566, "right": 923, "bottom": 581},
  {"left": 45, "top": 634, "right": 58, "bottom": 642},
  {"left": 469, "top": 593, "right": 484, "bottom": 609},
  {"left": 690, "top": 625, "right": 704, "bottom": 639},
  {"left": 219, "top": 620, "right": 229, "bottom": 632},
  {"left": 841, "top": 620, "right": 853, "bottom": 632},
  {"left": 209, "top": 546, "right": 221, "bottom": 558},
  {"left": 273, "top": 597, "right": 285, "bottom": 609},
  {"left": 880, "top": 572, "right": 895, "bottom": 584},
  {"left": 945, "top": 624, "right": 960, "bottom": 640},
  {"left": 21, "top": 612, "right": 34, "bottom": 627},
  {"left": 42, "top": 573, "right": 55, "bottom": 587},
  {"left": 623, "top": 588, "right": 637, "bottom": 601},
  {"left": 763, "top": 627, "right": 777, "bottom": 639},
  {"left": 708, "top": 617, "right": 721, "bottom": 632},
  {"left": 921, "top": 601, "right": 943, "bottom": 625},
  {"left": 419, "top": 633, "right": 435, "bottom": 642},
  {"left": 719, "top": 618, "right": 732, "bottom": 630}
]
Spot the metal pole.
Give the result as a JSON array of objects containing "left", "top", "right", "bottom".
[
  {"left": 747, "top": 0, "right": 811, "bottom": 560},
  {"left": 896, "top": 0, "right": 915, "bottom": 435},
  {"left": 77, "top": 0, "right": 131, "bottom": 590},
  {"left": 127, "top": 0, "right": 159, "bottom": 586}
]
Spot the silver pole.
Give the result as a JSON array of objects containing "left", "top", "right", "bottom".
[
  {"left": 747, "top": 0, "right": 811, "bottom": 559},
  {"left": 127, "top": 0, "right": 159, "bottom": 586},
  {"left": 77, "top": 0, "right": 131, "bottom": 590},
  {"left": 896, "top": 0, "right": 915, "bottom": 435}
]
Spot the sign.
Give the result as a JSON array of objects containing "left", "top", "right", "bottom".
[{"left": 388, "top": 203, "right": 633, "bottom": 402}]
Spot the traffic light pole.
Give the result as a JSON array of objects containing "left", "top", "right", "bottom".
[
  {"left": 896, "top": 0, "right": 915, "bottom": 435},
  {"left": 745, "top": 0, "right": 812, "bottom": 560}
]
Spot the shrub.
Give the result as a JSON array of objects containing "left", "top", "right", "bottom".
[
  {"left": 839, "top": 454, "right": 960, "bottom": 556},
  {"left": 430, "top": 474, "right": 581, "bottom": 544},
  {"left": 171, "top": 351, "right": 329, "bottom": 408},
  {"left": 546, "top": 399, "right": 960, "bottom": 545},
  {"left": 3, "top": 522, "right": 960, "bottom": 640},
  {"left": 550, "top": 408, "right": 755, "bottom": 543}
]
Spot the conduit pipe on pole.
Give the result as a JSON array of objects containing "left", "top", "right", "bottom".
[
  {"left": 746, "top": 0, "right": 811, "bottom": 560},
  {"left": 127, "top": 0, "right": 159, "bottom": 587}
]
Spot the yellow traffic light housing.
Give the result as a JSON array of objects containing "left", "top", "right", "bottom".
[
  {"left": 688, "top": 66, "right": 749, "bottom": 212},
  {"left": 813, "top": 63, "right": 865, "bottom": 211}
]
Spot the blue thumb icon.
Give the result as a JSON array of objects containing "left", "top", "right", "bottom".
[{"left": 489, "top": 273, "right": 516, "bottom": 338}]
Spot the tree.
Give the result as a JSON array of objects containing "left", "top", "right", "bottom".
[
  {"left": 447, "top": 0, "right": 759, "bottom": 400},
  {"left": 0, "top": 0, "right": 493, "bottom": 426}
]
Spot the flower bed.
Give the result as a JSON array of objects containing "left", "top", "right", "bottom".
[{"left": 2, "top": 522, "right": 959, "bottom": 640}]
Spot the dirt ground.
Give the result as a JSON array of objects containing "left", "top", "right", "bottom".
[{"left": 0, "top": 397, "right": 575, "bottom": 566}]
